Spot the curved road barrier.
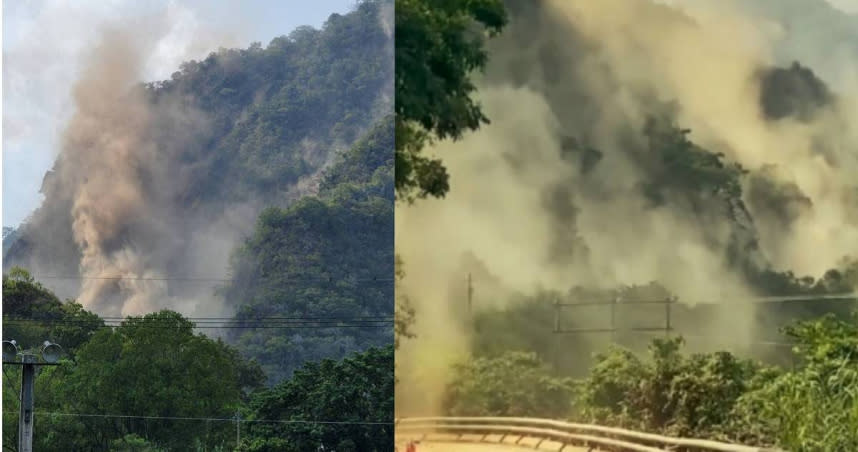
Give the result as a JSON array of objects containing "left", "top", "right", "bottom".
[
  {"left": 395, "top": 439, "right": 592, "bottom": 451},
  {"left": 395, "top": 417, "right": 785, "bottom": 452}
]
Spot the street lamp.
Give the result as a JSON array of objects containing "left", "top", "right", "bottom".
[
  {"left": 2, "top": 340, "right": 18, "bottom": 361},
  {"left": 40, "top": 341, "right": 63, "bottom": 364},
  {"left": 2, "top": 339, "right": 64, "bottom": 452}
]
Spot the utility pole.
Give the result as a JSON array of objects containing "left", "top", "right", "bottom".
[
  {"left": 466, "top": 273, "right": 473, "bottom": 314},
  {"left": 665, "top": 296, "right": 674, "bottom": 337},
  {"left": 19, "top": 354, "right": 36, "bottom": 452},
  {"left": 610, "top": 297, "right": 618, "bottom": 344},
  {"left": 3, "top": 340, "right": 63, "bottom": 452},
  {"left": 553, "top": 296, "right": 561, "bottom": 366}
]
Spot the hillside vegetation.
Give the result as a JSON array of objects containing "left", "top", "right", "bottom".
[
  {"left": 4, "top": 0, "right": 392, "bottom": 316},
  {"left": 395, "top": 1, "right": 858, "bottom": 450},
  {"left": 223, "top": 118, "right": 394, "bottom": 381},
  {"left": 3, "top": 268, "right": 393, "bottom": 451},
  {"left": 3, "top": 1, "right": 394, "bottom": 450}
]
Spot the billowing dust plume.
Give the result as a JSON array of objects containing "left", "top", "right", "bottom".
[
  {"left": 8, "top": 5, "right": 394, "bottom": 320},
  {"left": 63, "top": 31, "right": 160, "bottom": 315},
  {"left": 396, "top": 0, "right": 858, "bottom": 415},
  {"left": 9, "top": 26, "right": 259, "bottom": 318}
]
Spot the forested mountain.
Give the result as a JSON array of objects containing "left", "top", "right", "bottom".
[
  {"left": 2, "top": 226, "right": 19, "bottom": 255},
  {"left": 453, "top": 0, "right": 858, "bottom": 327},
  {"left": 395, "top": 0, "right": 858, "bottom": 449},
  {"left": 3, "top": 1, "right": 394, "bottom": 449},
  {"left": 4, "top": 0, "right": 392, "bottom": 318},
  {"left": 223, "top": 118, "right": 394, "bottom": 381},
  {"left": 396, "top": 0, "right": 858, "bottom": 339},
  {"left": 4, "top": 0, "right": 393, "bottom": 382}
]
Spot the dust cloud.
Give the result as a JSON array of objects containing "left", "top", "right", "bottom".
[
  {"left": 7, "top": 4, "right": 395, "bottom": 320},
  {"left": 64, "top": 31, "right": 159, "bottom": 315},
  {"left": 395, "top": 0, "right": 858, "bottom": 415},
  {"left": 8, "top": 24, "right": 251, "bottom": 318}
]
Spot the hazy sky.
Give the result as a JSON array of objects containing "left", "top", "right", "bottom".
[
  {"left": 4, "top": 0, "right": 857, "bottom": 229},
  {"left": 2, "top": 0, "right": 357, "bottom": 227},
  {"left": 656, "top": 0, "right": 858, "bottom": 14},
  {"left": 826, "top": 0, "right": 858, "bottom": 14}
]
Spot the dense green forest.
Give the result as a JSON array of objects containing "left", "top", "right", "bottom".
[
  {"left": 222, "top": 117, "right": 394, "bottom": 382},
  {"left": 3, "top": 269, "right": 393, "bottom": 451},
  {"left": 2, "top": 107, "right": 395, "bottom": 449},
  {"left": 445, "top": 317, "right": 858, "bottom": 450},
  {"left": 3, "top": 1, "right": 394, "bottom": 450},
  {"left": 5, "top": 0, "right": 393, "bottom": 379},
  {"left": 395, "top": 0, "right": 858, "bottom": 450}
]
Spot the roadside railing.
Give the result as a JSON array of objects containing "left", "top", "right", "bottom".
[{"left": 395, "top": 417, "right": 784, "bottom": 452}]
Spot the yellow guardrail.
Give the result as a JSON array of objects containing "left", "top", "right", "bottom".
[{"left": 394, "top": 417, "right": 785, "bottom": 452}]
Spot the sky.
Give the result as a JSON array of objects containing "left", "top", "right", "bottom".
[
  {"left": 2, "top": 0, "right": 357, "bottom": 228},
  {"left": 3, "top": 0, "right": 857, "bottom": 229},
  {"left": 656, "top": 0, "right": 858, "bottom": 14},
  {"left": 827, "top": 0, "right": 858, "bottom": 13}
]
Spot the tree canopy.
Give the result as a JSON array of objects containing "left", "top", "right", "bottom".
[
  {"left": 2, "top": 1, "right": 395, "bottom": 449},
  {"left": 241, "top": 346, "right": 394, "bottom": 452},
  {"left": 2, "top": 271, "right": 394, "bottom": 451},
  {"left": 394, "top": 0, "right": 507, "bottom": 200},
  {"left": 222, "top": 117, "right": 394, "bottom": 383}
]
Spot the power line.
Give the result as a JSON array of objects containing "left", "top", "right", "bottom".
[
  {"left": 550, "top": 292, "right": 816, "bottom": 352},
  {"left": 553, "top": 293, "right": 858, "bottom": 307},
  {"left": 3, "top": 312, "right": 396, "bottom": 332},
  {"left": 466, "top": 273, "right": 857, "bottom": 306},
  {"left": 625, "top": 330, "right": 796, "bottom": 348},
  {"left": 2, "top": 318, "right": 393, "bottom": 330},
  {"left": 27, "top": 275, "right": 395, "bottom": 283},
  {"left": 138, "top": 316, "right": 388, "bottom": 320},
  {"left": 2, "top": 366, "right": 21, "bottom": 400},
  {"left": 9, "top": 315, "right": 393, "bottom": 320},
  {"left": 4, "top": 316, "right": 393, "bottom": 322},
  {"left": 5, "top": 325, "right": 392, "bottom": 330},
  {"left": 2, "top": 411, "right": 393, "bottom": 425},
  {"left": 696, "top": 293, "right": 858, "bottom": 305}
]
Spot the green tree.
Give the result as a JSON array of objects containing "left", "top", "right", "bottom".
[
  {"left": 395, "top": 0, "right": 507, "bottom": 200},
  {"left": 579, "top": 337, "right": 766, "bottom": 436},
  {"left": 731, "top": 313, "right": 858, "bottom": 450},
  {"left": 640, "top": 114, "right": 747, "bottom": 209},
  {"left": 3, "top": 267, "right": 104, "bottom": 356},
  {"left": 443, "top": 351, "right": 574, "bottom": 418},
  {"left": 109, "top": 435, "right": 166, "bottom": 452},
  {"left": 31, "top": 311, "right": 263, "bottom": 451},
  {"left": 470, "top": 292, "right": 589, "bottom": 375},
  {"left": 224, "top": 118, "right": 394, "bottom": 383},
  {"left": 241, "top": 346, "right": 394, "bottom": 452},
  {"left": 394, "top": 255, "right": 415, "bottom": 351}
]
